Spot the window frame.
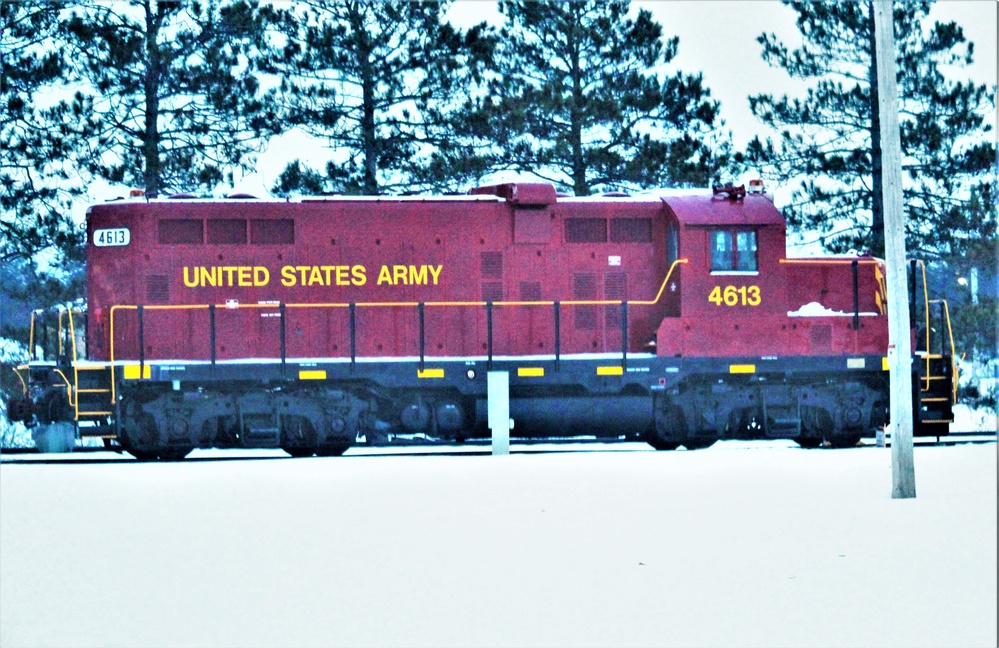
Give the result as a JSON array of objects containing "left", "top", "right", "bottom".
[{"left": 709, "top": 228, "right": 758, "bottom": 274}]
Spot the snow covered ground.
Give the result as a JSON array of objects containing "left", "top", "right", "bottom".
[{"left": 1, "top": 441, "right": 996, "bottom": 648}]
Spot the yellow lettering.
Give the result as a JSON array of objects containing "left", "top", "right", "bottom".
[
  {"left": 335, "top": 266, "right": 349, "bottom": 285},
  {"left": 222, "top": 267, "right": 237, "bottom": 286},
  {"left": 183, "top": 267, "right": 199, "bottom": 288},
  {"left": 308, "top": 266, "right": 324, "bottom": 286},
  {"left": 238, "top": 266, "right": 252, "bottom": 286},
  {"left": 352, "top": 265, "right": 366, "bottom": 286},
  {"left": 281, "top": 266, "right": 297, "bottom": 287},
  {"left": 393, "top": 265, "right": 408, "bottom": 285},
  {"left": 428, "top": 264, "right": 442, "bottom": 285},
  {"left": 409, "top": 265, "right": 428, "bottom": 285},
  {"left": 254, "top": 266, "right": 270, "bottom": 286},
  {"left": 200, "top": 267, "right": 218, "bottom": 287},
  {"left": 321, "top": 265, "right": 335, "bottom": 284},
  {"left": 377, "top": 265, "right": 393, "bottom": 285}
]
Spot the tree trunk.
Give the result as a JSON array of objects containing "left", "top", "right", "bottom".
[
  {"left": 361, "top": 66, "right": 378, "bottom": 195},
  {"left": 143, "top": 2, "right": 162, "bottom": 195},
  {"left": 568, "top": 14, "right": 587, "bottom": 196}
]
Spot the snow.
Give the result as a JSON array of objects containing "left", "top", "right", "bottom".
[
  {"left": 788, "top": 301, "right": 878, "bottom": 317},
  {"left": 1, "top": 441, "right": 996, "bottom": 647}
]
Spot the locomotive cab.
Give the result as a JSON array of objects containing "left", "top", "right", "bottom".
[{"left": 655, "top": 185, "right": 788, "bottom": 358}]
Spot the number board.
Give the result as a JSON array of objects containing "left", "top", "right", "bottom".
[
  {"left": 708, "top": 285, "right": 761, "bottom": 307},
  {"left": 93, "top": 228, "right": 130, "bottom": 247}
]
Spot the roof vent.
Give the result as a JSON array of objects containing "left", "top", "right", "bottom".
[
  {"left": 469, "top": 182, "right": 558, "bottom": 207},
  {"left": 712, "top": 184, "right": 746, "bottom": 200}
]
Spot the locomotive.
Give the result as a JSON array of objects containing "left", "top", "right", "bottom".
[{"left": 7, "top": 181, "right": 957, "bottom": 458}]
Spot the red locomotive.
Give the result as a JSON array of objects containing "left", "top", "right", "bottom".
[{"left": 8, "top": 182, "right": 957, "bottom": 457}]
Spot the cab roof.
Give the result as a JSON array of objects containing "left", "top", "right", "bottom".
[{"left": 663, "top": 194, "right": 785, "bottom": 227}]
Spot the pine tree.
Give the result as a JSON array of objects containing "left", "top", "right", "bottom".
[
  {"left": 1, "top": 0, "right": 84, "bottom": 263},
  {"left": 60, "top": 0, "right": 282, "bottom": 196},
  {"left": 444, "top": 0, "right": 731, "bottom": 196},
  {"left": 272, "top": 0, "right": 489, "bottom": 196},
  {"left": 747, "top": 0, "right": 996, "bottom": 262}
]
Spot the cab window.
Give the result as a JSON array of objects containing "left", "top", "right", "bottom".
[{"left": 711, "top": 230, "right": 756, "bottom": 272}]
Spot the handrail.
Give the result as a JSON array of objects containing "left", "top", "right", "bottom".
[
  {"left": 779, "top": 258, "right": 882, "bottom": 265},
  {"left": 930, "top": 299, "right": 958, "bottom": 405},
  {"left": 12, "top": 367, "right": 27, "bottom": 396},
  {"left": 52, "top": 368, "right": 75, "bottom": 410},
  {"left": 106, "top": 259, "right": 689, "bottom": 400},
  {"left": 67, "top": 307, "right": 78, "bottom": 362},
  {"left": 28, "top": 312, "right": 35, "bottom": 362},
  {"left": 919, "top": 261, "right": 931, "bottom": 390}
]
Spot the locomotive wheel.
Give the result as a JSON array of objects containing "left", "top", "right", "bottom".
[
  {"left": 793, "top": 436, "right": 823, "bottom": 449},
  {"left": 682, "top": 438, "right": 716, "bottom": 450},
  {"left": 315, "top": 442, "right": 351, "bottom": 457},
  {"left": 283, "top": 447, "right": 315, "bottom": 458},
  {"left": 645, "top": 437, "right": 680, "bottom": 451},
  {"left": 158, "top": 447, "right": 193, "bottom": 461},
  {"left": 118, "top": 410, "right": 163, "bottom": 460},
  {"left": 828, "top": 434, "right": 862, "bottom": 448}
]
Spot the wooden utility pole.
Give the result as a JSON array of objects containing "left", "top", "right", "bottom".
[{"left": 873, "top": 0, "right": 915, "bottom": 498}]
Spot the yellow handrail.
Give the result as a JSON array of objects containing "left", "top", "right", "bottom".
[
  {"left": 52, "top": 368, "right": 75, "bottom": 411},
  {"left": 920, "top": 261, "right": 931, "bottom": 390},
  {"left": 106, "top": 259, "right": 690, "bottom": 400},
  {"left": 930, "top": 299, "right": 959, "bottom": 405},
  {"left": 11, "top": 367, "right": 27, "bottom": 396},
  {"left": 28, "top": 311, "right": 35, "bottom": 362}
]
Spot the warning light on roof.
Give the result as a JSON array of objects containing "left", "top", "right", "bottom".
[{"left": 748, "top": 179, "right": 765, "bottom": 194}]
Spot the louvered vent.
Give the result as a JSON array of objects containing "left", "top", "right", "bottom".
[
  {"left": 519, "top": 281, "right": 542, "bottom": 301},
  {"left": 609, "top": 218, "right": 652, "bottom": 243},
  {"left": 565, "top": 218, "right": 607, "bottom": 243},
  {"left": 605, "top": 272, "right": 628, "bottom": 328},
  {"left": 481, "top": 282, "right": 504, "bottom": 302},
  {"left": 480, "top": 251, "right": 503, "bottom": 278},
  {"left": 573, "top": 272, "right": 598, "bottom": 330},
  {"left": 146, "top": 275, "right": 170, "bottom": 303},
  {"left": 811, "top": 324, "right": 832, "bottom": 351}
]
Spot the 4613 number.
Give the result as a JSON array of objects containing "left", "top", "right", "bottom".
[{"left": 708, "top": 285, "right": 761, "bottom": 306}]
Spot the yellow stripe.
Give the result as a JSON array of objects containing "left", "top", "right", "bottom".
[
  {"left": 518, "top": 367, "right": 544, "bottom": 377},
  {"left": 596, "top": 366, "right": 624, "bottom": 376},
  {"left": 882, "top": 357, "right": 889, "bottom": 371},
  {"left": 418, "top": 368, "right": 444, "bottom": 379},
  {"left": 729, "top": 364, "right": 756, "bottom": 374},
  {"left": 298, "top": 370, "right": 327, "bottom": 380},
  {"left": 123, "top": 364, "right": 151, "bottom": 380}
]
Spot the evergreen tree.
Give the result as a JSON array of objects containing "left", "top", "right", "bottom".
[
  {"left": 444, "top": 0, "right": 731, "bottom": 196},
  {"left": 1, "top": 0, "right": 84, "bottom": 263},
  {"left": 61, "top": 0, "right": 282, "bottom": 196},
  {"left": 272, "top": 0, "right": 490, "bottom": 196},
  {"left": 747, "top": 0, "right": 996, "bottom": 262}
]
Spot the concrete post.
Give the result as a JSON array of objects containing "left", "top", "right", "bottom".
[{"left": 488, "top": 371, "right": 511, "bottom": 455}]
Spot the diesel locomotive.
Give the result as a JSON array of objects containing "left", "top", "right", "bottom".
[{"left": 7, "top": 181, "right": 958, "bottom": 458}]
